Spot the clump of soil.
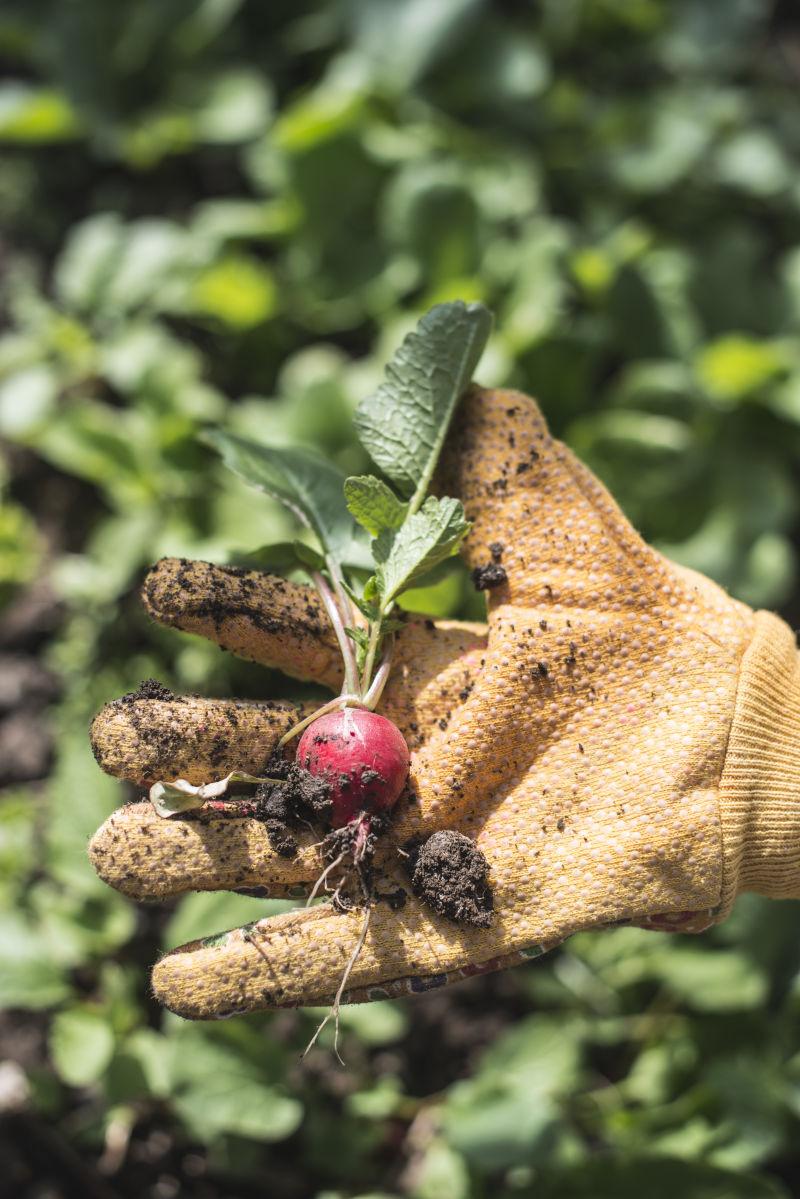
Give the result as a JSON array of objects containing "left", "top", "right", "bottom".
[
  {"left": 253, "top": 758, "right": 332, "bottom": 858},
  {"left": 471, "top": 544, "right": 508, "bottom": 591},
  {"left": 406, "top": 830, "right": 493, "bottom": 928},
  {"left": 118, "top": 678, "right": 175, "bottom": 704},
  {"left": 471, "top": 562, "right": 507, "bottom": 590}
]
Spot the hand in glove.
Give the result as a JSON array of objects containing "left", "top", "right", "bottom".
[{"left": 89, "top": 388, "right": 800, "bottom": 1019}]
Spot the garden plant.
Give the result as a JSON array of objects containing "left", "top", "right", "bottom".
[{"left": 3, "top": 3, "right": 800, "bottom": 1198}]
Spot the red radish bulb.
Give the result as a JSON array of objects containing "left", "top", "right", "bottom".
[{"left": 296, "top": 708, "right": 410, "bottom": 828}]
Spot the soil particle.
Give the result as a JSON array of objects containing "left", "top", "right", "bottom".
[
  {"left": 254, "top": 761, "right": 332, "bottom": 857},
  {"left": 118, "top": 678, "right": 175, "bottom": 704},
  {"left": 323, "top": 812, "right": 390, "bottom": 865},
  {"left": 360, "top": 768, "right": 385, "bottom": 786},
  {"left": 377, "top": 886, "right": 408, "bottom": 911},
  {"left": 471, "top": 562, "right": 508, "bottom": 591},
  {"left": 264, "top": 820, "right": 298, "bottom": 859},
  {"left": 406, "top": 830, "right": 493, "bottom": 928}
]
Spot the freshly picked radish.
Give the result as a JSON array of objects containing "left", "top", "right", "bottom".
[
  {"left": 147, "top": 300, "right": 493, "bottom": 1056},
  {"left": 297, "top": 709, "right": 410, "bottom": 831}
]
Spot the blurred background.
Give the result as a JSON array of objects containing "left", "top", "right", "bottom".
[{"left": 2, "top": 1, "right": 800, "bottom": 1196}]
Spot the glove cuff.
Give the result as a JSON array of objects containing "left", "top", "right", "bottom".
[{"left": 718, "top": 610, "right": 800, "bottom": 915}]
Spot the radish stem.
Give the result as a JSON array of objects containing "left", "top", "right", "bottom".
[
  {"left": 363, "top": 642, "right": 394, "bottom": 711},
  {"left": 277, "top": 693, "right": 366, "bottom": 748},
  {"left": 360, "top": 601, "right": 393, "bottom": 694},
  {"left": 312, "top": 570, "right": 359, "bottom": 697}
]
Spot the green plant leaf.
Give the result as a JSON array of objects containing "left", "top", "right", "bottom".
[
  {"left": 342, "top": 578, "right": 379, "bottom": 620},
  {"left": 204, "top": 430, "right": 371, "bottom": 569},
  {"left": 443, "top": 1015, "right": 581, "bottom": 1170},
  {"left": 50, "top": 1006, "right": 116, "bottom": 1087},
  {"left": 410, "top": 1138, "right": 470, "bottom": 1199},
  {"left": 167, "top": 1027, "right": 302, "bottom": 1142},
  {"left": 236, "top": 541, "right": 313, "bottom": 571},
  {"left": 344, "top": 475, "right": 408, "bottom": 535},
  {"left": 0, "top": 912, "right": 71, "bottom": 1009},
  {"left": 533, "top": 1158, "right": 790, "bottom": 1199},
  {"left": 648, "top": 945, "right": 768, "bottom": 1011},
  {"left": 293, "top": 540, "right": 326, "bottom": 570},
  {"left": 354, "top": 301, "right": 492, "bottom": 502},
  {"left": 235, "top": 540, "right": 325, "bottom": 572},
  {"left": 373, "top": 495, "right": 470, "bottom": 605}
]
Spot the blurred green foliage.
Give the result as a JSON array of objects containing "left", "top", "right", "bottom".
[{"left": 2, "top": 0, "right": 800, "bottom": 1196}]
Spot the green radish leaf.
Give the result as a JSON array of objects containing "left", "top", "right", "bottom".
[
  {"left": 292, "top": 540, "right": 326, "bottom": 570},
  {"left": 344, "top": 474, "right": 408, "bottom": 535},
  {"left": 373, "top": 496, "right": 470, "bottom": 605},
  {"left": 236, "top": 541, "right": 322, "bottom": 572},
  {"left": 363, "top": 575, "right": 379, "bottom": 602},
  {"left": 354, "top": 301, "right": 492, "bottom": 502},
  {"left": 341, "top": 578, "right": 379, "bottom": 620},
  {"left": 344, "top": 626, "right": 370, "bottom": 650},
  {"left": 344, "top": 624, "right": 370, "bottom": 669},
  {"left": 204, "top": 430, "right": 371, "bottom": 569}
]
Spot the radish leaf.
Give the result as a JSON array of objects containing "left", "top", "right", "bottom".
[
  {"left": 344, "top": 474, "right": 408, "bottom": 535},
  {"left": 204, "top": 430, "right": 371, "bottom": 569},
  {"left": 354, "top": 301, "right": 491, "bottom": 505},
  {"left": 373, "top": 495, "right": 470, "bottom": 605},
  {"left": 237, "top": 541, "right": 325, "bottom": 572}
]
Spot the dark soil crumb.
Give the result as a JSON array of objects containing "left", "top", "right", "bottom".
[
  {"left": 264, "top": 751, "right": 291, "bottom": 780},
  {"left": 376, "top": 886, "right": 408, "bottom": 911},
  {"left": 264, "top": 819, "right": 298, "bottom": 859},
  {"left": 406, "top": 830, "right": 493, "bottom": 928},
  {"left": 118, "top": 678, "right": 175, "bottom": 704},
  {"left": 471, "top": 562, "right": 508, "bottom": 591},
  {"left": 323, "top": 812, "right": 390, "bottom": 865},
  {"left": 254, "top": 762, "right": 332, "bottom": 858}
]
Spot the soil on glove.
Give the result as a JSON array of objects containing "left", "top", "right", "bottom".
[
  {"left": 254, "top": 759, "right": 332, "bottom": 858},
  {"left": 471, "top": 540, "right": 508, "bottom": 591},
  {"left": 117, "top": 678, "right": 176, "bottom": 704},
  {"left": 407, "top": 829, "right": 493, "bottom": 927},
  {"left": 144, "top": 558, "right": 330, "bottom": 643}
]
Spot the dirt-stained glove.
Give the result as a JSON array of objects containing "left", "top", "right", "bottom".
[{"left": 88, "top": 387, "right": 800, "bottom": 1019}]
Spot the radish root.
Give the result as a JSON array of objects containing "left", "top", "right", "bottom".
[{"left": 302, "top": 870, "right": 372, "bottom": 1065}]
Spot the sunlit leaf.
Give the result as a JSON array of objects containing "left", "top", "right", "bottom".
[
  {"left": 50, "top": 1006, "right": 115, "bottom": 1087},
  {"left": 354, "top": 301, "right": 492, "bottom": 501}
]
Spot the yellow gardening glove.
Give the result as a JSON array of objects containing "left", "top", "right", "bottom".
[{"left": 88, "top": 388, "right": 800, "bottom": 1019}]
